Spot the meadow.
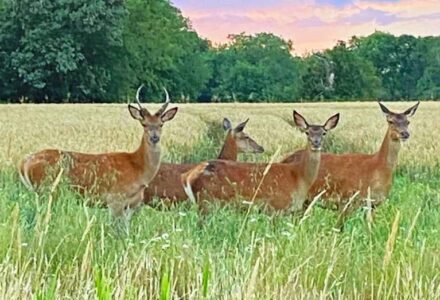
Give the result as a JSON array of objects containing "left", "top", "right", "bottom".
[{"left": 0, "top": 102, "right": 439, "bottom": 299}]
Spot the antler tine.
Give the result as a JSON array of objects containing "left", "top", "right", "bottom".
[
  {"left": 156, "top": 87, "right": 171, "bottom": 116},
  {"left": 135, "top": 84, "right": 145, "bottom": 110}
]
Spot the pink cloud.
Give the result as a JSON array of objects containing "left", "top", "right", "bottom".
[
  {"left": 176, "top": 0, "right": 440, "bottom": 55},
  {"left": 355, "top": 0, "right": 440, "bottom": 17}
]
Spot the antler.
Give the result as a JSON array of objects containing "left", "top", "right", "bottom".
[
  {"left": 156, "top": 87, "right": 171, "bottom": 116},
  {"left": 135, "top": 84, "right": 145, "bottom": 110}
]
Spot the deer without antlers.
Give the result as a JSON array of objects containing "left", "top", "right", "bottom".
[
  {"left": 143, "top": 118, "right": 264, "bottom": 205},
  {"left": 18, "top": 85, "right": 178, "bottom": 217},
  {"left": 282, "top": 102, "right": 419, "bottom": 221},
  {"left": 182, "top": 111, "right": 339, "bottom": 212}
]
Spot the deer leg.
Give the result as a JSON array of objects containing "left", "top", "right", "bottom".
[
  {"left": 103, "top": 194, "right": 128, "bottom": 237},
  {"left": 124, "top": 185, "right": 146, "bottom": 210},
  {"left": 104, "top": 187, "right": 143, "bottom": 235},
  {"left": 119, "top": 185, "right": 147, "bottom": 234},
  {"left": 104, "top": 194, "right": 124, "bottom": 217}
]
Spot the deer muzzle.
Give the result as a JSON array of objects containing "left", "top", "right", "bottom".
[
  {"left": 400, "top": 131, "right": 410, "bottom": 141},
  {"left": 150, "top": 135, "right": 160, "bottom": 144}
]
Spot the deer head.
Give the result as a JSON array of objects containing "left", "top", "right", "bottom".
[
  {"left": 223, "top": 118, "right": 264, "bottom": 154},
  {"left": 293, "top": 110, "right": 340, "bottom": 151},
  {"left": 379, "top": 101, "right": 419, "bottom": 142},
  {"left": 128, "top": 85, "right": 178, "bottom": 145}
]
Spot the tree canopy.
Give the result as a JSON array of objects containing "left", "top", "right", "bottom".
[
  {"left": 207, "top": 33, "right": 302, "bottom": 102},
  {"left": 0, "top": 0, "right": 438, "bottom": 103},
  {"left": 0, "top": 0, "right": 127, "bottom": 102}
]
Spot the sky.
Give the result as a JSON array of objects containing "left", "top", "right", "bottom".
[{"left": 172, "top": 0, "right": 440, "bottom": 55}]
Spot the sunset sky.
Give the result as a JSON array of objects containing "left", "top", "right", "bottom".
[{"left": 172, "top": 0, "right": 440, "bottom": 55}]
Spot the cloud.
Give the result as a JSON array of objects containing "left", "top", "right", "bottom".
[
  {"left": 355, "top": 0, "right": 440, "bottom": 18},
  {"left": 341, "top": 8, "right": 399, "bottom": 25},
  {"left": 175, "top": 0, "right": 440, "bottom": 54}
]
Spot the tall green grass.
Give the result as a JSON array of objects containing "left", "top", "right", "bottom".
[{"left": 1, "top": 168, "right": 439, "bottom": 298}]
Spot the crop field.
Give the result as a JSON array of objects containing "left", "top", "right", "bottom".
[{"left": 0, "top": 102, "right": 439, "bottom": 299}]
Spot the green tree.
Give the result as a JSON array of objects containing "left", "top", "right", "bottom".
[
  {"left": 327, "top": 41, "right": 382, "bottom": 100},
  {"left": 300, "top": 42, "right": 381, "bottom": 101},
  {"left": 209, "top": 33, "right": 302, "bottom": 102},
  {"left": 396, "top": 34, "right": 427, "bottom": 99},
  {"left": 417, "top": 37, "right": 440, "bottom": 100},
  {"left": 300, "top": 53, "right": 335, "bottom": 101},
  {"left": 352, "top": 31, "right": 426, "bottom": 100},
  {"left": 123, "top": 0, "right": 211, "bottom": 102},
  {"left": 0, "top": 0, "right": 127, "bottom": 102}
]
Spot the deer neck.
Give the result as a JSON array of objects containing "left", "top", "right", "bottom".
[
  {"left": 377, "top": 127, "right": 401, "bottom": 169},
  {"left": 299, "top": 145, "right": 321, "bottom": 185},
  {"left": 134, "top": 135, "right": 161, "bottom": 181},
  {"left": 218, "top": 131, "right": 238, "bottom": 160}
]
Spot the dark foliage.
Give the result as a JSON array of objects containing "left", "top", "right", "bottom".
[{"left": 0, "top": 0, "right": 438, "bottom": 102}]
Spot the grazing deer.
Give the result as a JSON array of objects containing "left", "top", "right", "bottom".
[
  {"left": 282, "top": 102, "right": 419, "bottom": 220},
  {"left": 18, "top": 85, "right": 178, "bottom": 217},
  {"left": 182, "top": 111, "right": 339, "bottom": 213},
  {"left": 143, "top": 118, "right": 264, "bottom": 205}
]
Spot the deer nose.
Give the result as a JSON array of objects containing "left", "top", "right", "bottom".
[
  {"left": 401, "top": 131, "right": 410, "bottom": 140},
  {"left": 309, "top": 142, "right": 320, "bottom": 151},
  {"left": 312, "top": 140, "right": 321, "bottom": 147},
  {"left": 256, "top": 146, "right": 264, "bottom": 153},
  {"left": 150, "top": 135, "right": 160, "bottom": 144}
]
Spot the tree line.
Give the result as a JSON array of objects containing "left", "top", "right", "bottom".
[{"left": 0, "top": 0, "right": 439, "bottom": 103}]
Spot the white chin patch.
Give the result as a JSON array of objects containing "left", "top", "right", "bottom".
[{"left": 311, "top": 147, "right": 321, "bottom": 151}]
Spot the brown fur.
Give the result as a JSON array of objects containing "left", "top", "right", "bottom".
[
  {"left": 143, "top": 119, "right": 264, "bottom": 205},
  {"left": 18, "top": 87, "right": 178, "bottom": 216},
  {"left": 282, "top": 102, "right": 419, "bottom": 212},
  {"left": 282, "top": 133, "right": 395, "bottom": 209},
  {"left": 182, "top": 111, "right": 339, "bottom": 213},
  {"left": 183, "top": 147, "right": 319, "bottom": 212}
]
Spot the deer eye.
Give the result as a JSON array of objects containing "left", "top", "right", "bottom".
[
  {"left": 407, "top": 121, "right": 410, "bottom": 125},
  {"left": 305, "top": 132, "right": 309, "bottom": 135},
  {"left": 322, "top": 132, "right": 327, "bottom": 136}
]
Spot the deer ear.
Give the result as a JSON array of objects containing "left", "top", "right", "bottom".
[
  {"left": 161, "top": 107, "right": 178, "bottom": 123},
  {"left": 404, "top": 101, "right": 420, "bottom": 117},
  {"left": 378, "top": 102, "right": 392, "bottom": 116},
  {"left": 223, "top": 118, "right": 232, "bottom": 131},
  {"left": 324, "top": 113, "right": 340, "bottom": 131},
  {"left": 234, "top": 118, "right": 249, "bottom": 133},
  {"left": 128, "top": 105, "right": 144, "bottom": 121},
  {"left": 293, "top": 110, "right": 308, "bottom": 131}
]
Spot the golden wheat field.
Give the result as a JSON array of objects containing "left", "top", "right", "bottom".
[
  {"left": 1, "top": 102, "right": 439, "bottom": 168},
  {"left": 0, "top": 102, "right": 440, "bottom": 299}
]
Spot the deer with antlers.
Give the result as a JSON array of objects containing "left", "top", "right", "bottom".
[
  {"left": 19, "top": 85, "right": 178, "bottom": 217},
  {"left": 282, "top": 102, "right": 419, "bottom": 224},
  {"left": 144, "top": 118, "right": 264, "bottom": 206},
  {"left": 181, "top": 111, "right": 339, "bottom": 213}
]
